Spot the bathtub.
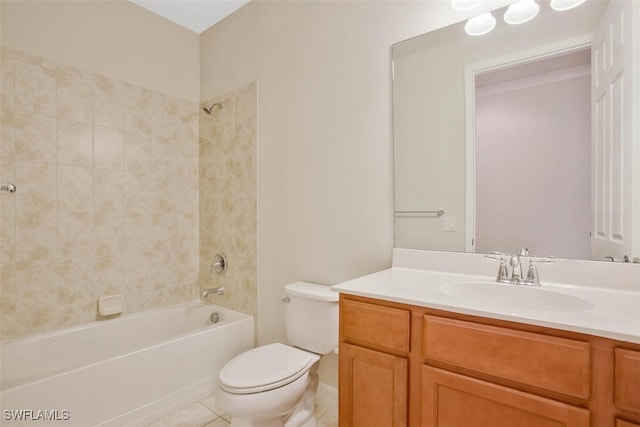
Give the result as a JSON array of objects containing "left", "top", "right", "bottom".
[{"left": 0, "top": 302, "right": 253, "bottom": 426}]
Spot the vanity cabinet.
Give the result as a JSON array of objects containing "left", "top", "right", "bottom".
[{"left": 338, "top": 294, "right": 640, "bottom": 427}]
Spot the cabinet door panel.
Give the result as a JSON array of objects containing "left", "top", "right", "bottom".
[
  {"left": 339, "top": 343, "right": 408, "bottom": 427},
  {"left": 615, "top": 348, "right": 640, "bottom": 413},
  {"left": 421, "top": 366, "right": 590, "bottom": 427}
]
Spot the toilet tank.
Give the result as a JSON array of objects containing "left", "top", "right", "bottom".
[{"left": 284, "top": 282, "right": 339, "bottom": 355}]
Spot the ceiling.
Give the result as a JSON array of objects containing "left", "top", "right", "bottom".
[{"left": 129, "top": 0, "right": 250, "bottom": 34}]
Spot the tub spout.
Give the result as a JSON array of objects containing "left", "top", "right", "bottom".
[{"left": 202, "top": 287, "right": 225, "bottom": 299}]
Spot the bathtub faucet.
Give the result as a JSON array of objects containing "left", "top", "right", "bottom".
[{"left": 202, "top": 287, "right": 225, "bottom": 299}]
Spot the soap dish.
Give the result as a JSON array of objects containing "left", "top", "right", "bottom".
[{"left": 98, "top": 294, "right": 126, "bottom": 316}]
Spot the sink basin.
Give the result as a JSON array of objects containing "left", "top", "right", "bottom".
[{"left": 441, "top": 282, "right": 594, "bottom": 312}]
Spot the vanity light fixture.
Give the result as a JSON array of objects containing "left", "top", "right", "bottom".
[
  {"left": 464, "top": 12, "right": 496, "bottom": 36},
  {"left": 550, "top": 0, "right": 587, "bottom": 11},
  {"left": 451, "top": 0, "right": 482, "bottom": 11},
  {"left": 504, "top": 0, "right": 540, "bottom": 25}
]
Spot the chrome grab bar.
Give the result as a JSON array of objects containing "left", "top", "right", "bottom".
[{"left": 394, "top": 209, "right": 445, "bottom": 217}]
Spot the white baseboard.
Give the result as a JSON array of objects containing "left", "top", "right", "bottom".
[{"left": 316, "top": 383, "right": 338, "bottom": 417}]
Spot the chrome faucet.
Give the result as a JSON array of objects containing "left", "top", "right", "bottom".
[
  {"left": 486, "top": 252, "right": 554, "bottom": 286},
  {"left": 201, "top": 287, "right": 225, "bottom": 299},
  {"left": 509, "top": 254, "right": 523, "bottom": 283}
]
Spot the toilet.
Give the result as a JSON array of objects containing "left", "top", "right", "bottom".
[{"left": 215, "top": 282, "right": 339, "bottom": 427}]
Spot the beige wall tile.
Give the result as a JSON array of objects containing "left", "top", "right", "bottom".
[
  {"left": 0, "top": 192, "right": 16, "bottom": 263},
  {"left": 124, "top": 131, "right": 152, "bottom": 172},
  {"left": 14, "top": 161, "right": 58, "bottom": 262},
  {"left": 94, "top": 254, "right": 127, "bottom": 297},
  {"left": 123, "top": 211, "right": 155, "bottom": 256},
  {"left": 58, "top": 118, "right": 93, "bottom": 167},
  {"left": 177, "top": 213, "right": 199, "bottom": 285},
  {"left": 199, "top": 83, "right": 257, "bottom": 324},
  {"left": 153, "top": 174, "right": 177, "bottom": 216},
  {"left": 1, "top": 108, "right": 15, "bottom": 162},
  {"left": 93, "top": 210, "right": 125, "bottom": 259},
  {"left": 59, "top": 211, "right": 93, "bottom": 259},
  {"left": 152, "top": 137, "right": 176, "bottom": 174},
  {"left": 125, "top": 89, "right": 153, "bottom": 134},
  {"left": 15, "top": 216, "right": 58, "bottom": 262},
  {"left": 1, "top": 55, "right": 15, "bottom": 111},
  {"left": 15, "top": 161, "right": 57, "bottom": 209},
  {"left": 58, "top": 165, "right": 93, "bottom": 212},
  {"left": 94, "top": 125, "right": 124, "bottom": 170},
  {"left": 57, "top": 66, "right": 93, "bottom": 123},
  {"left": 93, "top": 169, "right": 124, "bottom": 214},
  {"left": 14, "top": 111, "right": 57, "bottom": 163},
  {"left": 13, "top": 60, "right": 56, "bottom": 116},
  {"left": 5, "top": 48, "right": 199, "bottom": 340},
  {"left": 93, "top": 76, "right": 125, "bottom": 130},
  {"left": 0, "top": 263, "right": 17, "bottom": 321},
  {"left": 124, "top": 170, "right": 153, "bottom": 214}
]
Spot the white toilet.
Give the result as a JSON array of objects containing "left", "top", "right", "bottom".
[{"left": 215, "top": 282, "right": 339, "bottom": 427}]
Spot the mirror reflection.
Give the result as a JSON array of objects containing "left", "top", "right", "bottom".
[{"left": 392, "top": 0, "right": 638, "bottom": 262}]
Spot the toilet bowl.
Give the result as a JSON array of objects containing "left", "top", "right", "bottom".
[
  {"left": 215, "top": 282, "right": 338, "bottom": 427},
  {"left": 216, "top": 343, "right": 320, "bottom": 426}
]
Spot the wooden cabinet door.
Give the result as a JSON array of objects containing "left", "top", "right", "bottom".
[
  {"left": 339, "top": 342, "right": 408, "bottom": 427},
  {"left": 615, "top": 348, "right": 640, "bottom": 413},
  {"left": 421, "top": 366, "right": 590, "bottom": 427}
]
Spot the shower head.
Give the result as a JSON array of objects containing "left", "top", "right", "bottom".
[{"left": 203, "top": 102, "right": 223, "bottom": 114}]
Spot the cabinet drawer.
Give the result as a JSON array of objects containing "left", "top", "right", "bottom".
[
  {"left": 615, "top": 348, "right": 640, "bottom": 413},
  {"left": 341, "top": 299, "right": 410, "bottom": 353},
  {"left": 422, "top": 366, "right": 590, "bottom": 427},
  {"left": 423, "top": 315, "right": 591, "bottom": 399}
]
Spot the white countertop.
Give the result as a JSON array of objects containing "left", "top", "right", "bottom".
[{"left": 332, "top": 267, "right": 640, "bottom": 344}]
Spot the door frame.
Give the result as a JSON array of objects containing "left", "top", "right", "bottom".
[{"left": 463, "top": 34, "right": 593, "bottom": 253}]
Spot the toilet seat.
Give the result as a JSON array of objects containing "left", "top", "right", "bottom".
[{"left": 218, "top": 343, "right": 319, "bottom": 395}]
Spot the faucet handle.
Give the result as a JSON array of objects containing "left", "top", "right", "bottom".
[
  {"left": 530, "top": 256, "right": 555, "bottom": 264},
  {"left": 485, "top": 251, "right": 510, "bottom": 261},
  {"left": 523, "top": 257, "right": 555, "bottom": 286},
  {"left": 485, "top": 254, "right": 511, "bottom": 283},
  {"left": 496, "top": 259, "right": 510, "bottom": 283},
  {"left": 524, "top": 260, "right": 540, "bottom": 286}
]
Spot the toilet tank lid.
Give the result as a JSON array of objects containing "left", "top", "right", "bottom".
[{"left": 284, "top": 282, "right": 338, "bottom": 302}]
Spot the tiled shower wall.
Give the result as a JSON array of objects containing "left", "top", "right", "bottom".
[
  {"left": 198, "top": 83, "right": 257, "bottom": 333},
  {"left": 0, "top": 47, "right": 200, "bottom": 341}
]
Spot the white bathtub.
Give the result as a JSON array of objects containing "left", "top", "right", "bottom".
[{"left": 0, "top": 302, "right": 253, "bottom": 426}]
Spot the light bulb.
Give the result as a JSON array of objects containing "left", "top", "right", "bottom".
[
  {"left": 504, "top": 0, "right": 540, "bottom": 25},
  {"left": 451, "top": 0, "right": 482, "bottom": 11},
  {"left": 464, "top": 12, "right": 496, "bottom": 36},
  {"left": 550, "top": 0, "right": 587, "bottom": 11}
]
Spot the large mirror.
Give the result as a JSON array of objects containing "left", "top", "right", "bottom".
[{"left": 393, "top": 0, "right": 639, "bottom": 262}]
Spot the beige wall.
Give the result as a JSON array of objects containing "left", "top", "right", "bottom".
[{"left": 1, "top": 0, "right": 199, "bottom": 102}]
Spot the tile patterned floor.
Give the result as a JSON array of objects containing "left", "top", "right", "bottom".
[{"left": 145, "top": 393, "right": 338, "bottom": 427}]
